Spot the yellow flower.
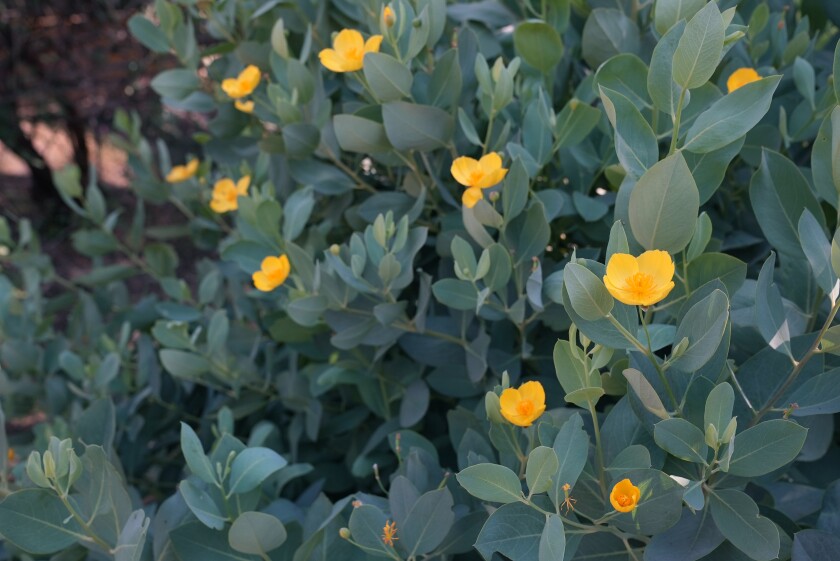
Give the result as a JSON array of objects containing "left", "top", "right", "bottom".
[
  {"left": 383, "top": 5, "right": 396, "bottom": 27},
  {"left": 450, "top": 152, "right": 508, "bottom": 208},
  {"left": 7, "top": 448, "right": 15, "bottom": 463},
  {"left": 210, "top": 176, "right": 250, "bottom": 213},
  {"left": 235, "top": 100, "right": 254, "bottom": 113},
  {"left": 381, "top": 520, "right": 398, "bottom": 546},
  {"left": 727, "top": 67, "right": 761, "bottom": 93},
  {"left": 499, "top": 381, "right": 546, "bottom": 427},
  {"left": 318, "top": 29, "right": 383, "bottom": 73},
  {"left": 252, "top": 254, "right": 291, "bottom": 292},
  {"left": 610, "top": 479, "right": 640, "bottom": 513},
  {"left": 165, "top": 159, "right": 199, "bottom": 183},
  {"left": 221, "top": 65, "right": 261, "bottom": 99},
  {"left": 603, "top": 250, "right": 675, "bottom": 307}
]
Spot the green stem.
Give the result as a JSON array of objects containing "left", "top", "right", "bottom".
[
  {"left": 482, "top": 110, "right": 496, "bottom": 155},
  {"left": 750, "top": 296, "right": 840, "bottom": 425},
  {"left": 58, "top": 493, "right": 112, "bottom": 552},
  {"left": 668, "top": 87, "right": 687, "bottom": 155},
  {"left": 587, "top": 401, "right": 608, "bottom": 499}
]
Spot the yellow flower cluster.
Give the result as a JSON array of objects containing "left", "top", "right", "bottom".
[
  {"left": 252, "top": 254, "right": 291, "bottom": 292},
  {"left": 222, "top": 65, "right": 261, "bottom": 99},
  {"left": 210, "top": 176, "right": 250, "bottom": 213},
  {"left": 319, "top": 29, "right": 383, "bottom": 73},
  {"left": 450, "top": 153, "right": 508, "bottom": 208},
  {"left": 603, "top": 250, "right": 675, "bottom": 307}
]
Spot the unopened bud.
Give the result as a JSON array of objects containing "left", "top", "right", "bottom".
[
  {"left": 339, "top": 527, "right": 351, "bottom": 539},
  {"left": 491, "top": 58, "right": 504, "bottom": 82},
  {"left": 383, "top": 6, "right": 396, "bottom": 27},
  {"left": 489, "top": 191, "right": 500, "bottom": 203},
  {"left": 485, "top": 391, "right": 504, "bottom": 424},
  {"left": 721, "top": 417, "right": 737, "bottom": 444},
  {"left": 705, "top": 423, "right": 718, "bottom": 449},
  {"left": 329, "top": 244, "right": 341, "bottom": 255}
]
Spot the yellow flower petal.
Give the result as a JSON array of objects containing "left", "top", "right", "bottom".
[
  {"left": 727, "top": 67, "right": 761, "bottom": 93},
  {"left": 235, "top": 100, "right": 254, "bottom": 113},
  {"left": 605, "top": 253, "right": 639, "bottom": 280},
  {"left": 451, "top": 156, "right": 480, "bottom": 187},
  {"left": 476, "top": 167, "right": 508, "bottom": 190},
  {"left": 462, "top": 187, "right": 483, "bottom": 208},
  {"left": 236, "top": 175, "right": 251, "bottom": 195},
  {"left": 252, "top": 271, "right": 276, "bottom": 292},
  {"left": 636, "top": 250, "right": 674, "bottom": 286},
  {"left": 334, "top": 29, "right": 364, "bottom": 55},
  {"left": 222, "top": 78, "right": 245, "bottom": 99},
  {"left": 238, "top": 65, "right": 261, "bottom": 94},
  {"left": 185, "top": 159, "right": 199, "bottom": 175},
  {"left": 364, "top": 35, "right": 384, "bottom": 54},
  {"left": 518, "top": 380, "right": 545, "bottom": 404},
  {"left": 319, "top": 48, "right": 348, "bottom": 72},
  {"left": 478, "top": 152, "right": 502, "bottom": 170}
]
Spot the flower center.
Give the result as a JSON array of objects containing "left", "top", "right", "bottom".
[
  {"left": 615, "top": 493, "right": 633, "bottom": 507},
  {"left": 468, "top": 170, "right": 485, "bottom": 186},
  {"left": 347, "top": 47, "right": 363, "bottom": 61},
  {"left": 516, "top": 399, "right": 535, "bottom": 417},
  {"left": 623, "top": 272, "right": 655, "bottom": 295}
]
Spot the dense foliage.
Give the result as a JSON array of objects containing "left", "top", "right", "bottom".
[{"left": 2, "top": 0, "right": 840, "bottom": 560}]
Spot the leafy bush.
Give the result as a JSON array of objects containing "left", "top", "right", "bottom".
[{"left": 2, "top": 0, "right": 840, "bottom": 560}]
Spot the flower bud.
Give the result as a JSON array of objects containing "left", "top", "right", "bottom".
[
  {"left": 339, "top": 527, "right": 351, "bottom": 539},
  {"left": 721, "top": 417, "right": 737, "bottom": 444},
  {"left": 484, "top": 391, "right": 505, "bottom": 424},
  {"left": 705, "top": 423, "right": 718, "bottom": 449},
  {"left": 329, "top": 244, "right": 341, "bottom": 255},
  {"left": 489, "top": 191, "right": 500, "bottom": 203},
  {"left": 383, "top": 6, "right": 396, "bottom": 28},
  {"left": 26, "top": 452, "right": 51, "bottom": 488}
]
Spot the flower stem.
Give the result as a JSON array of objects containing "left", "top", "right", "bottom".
[
  {"left": 587, "top": 401, "right": 608, "bottom": 499},
  {"left": 668, "top": 87, "right": 687, "bottom": 155}
]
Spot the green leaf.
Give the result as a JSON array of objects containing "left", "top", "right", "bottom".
[
  {"left": 159, "top": 349, "right": 211, "bottom": 380},
  {"left": 179, "top": 479, "right": 227, "bottom": 530},
  {"left": 595, "top": 54, "right": 651, "bottom": 110},
  {"left": 789, "top": 367, "right": 840, "bottom": 416},
  {"left": 511, "top": 202, "right": 550, "bottom": 265},
  {"left": 115, "top": 509, "right": 150, "bottom": 561},
  {"left": 228, "top": 447, "right": 288, "bottom": 494},
  {"left": 687, "top": 212, "right": 712, "bottom": 260},
  {"left": 709, "top": 489, "right": 780, "bottom": 561},
  {"left": 171, "top": 521, "right": 260, "bottom": 561},
  {"left": 475, "top": 502, "right": 543, "bottom": 561},
  {"left": 484, "top": 244, "right": 512, "bottom": 292},
  {"left": 228, "top": 512, "right": 287, "bottom": 555},
  {"left": 456, "top": 463, "right": 522, "bottom": 503},
  {"left": 550, "top": 414, "right": 589, "bottom": 508},
  {"left": 554, "top": 99, "right": 602, "bottom": 148},
  {"left": 581, "top": 8, "right": 640, "bottom": 69},
  {"left": 682, "top": 76, "right": 781, "bottom": 153},
  {"left": 671, "top": 289, "right": 729, "bottom": 372},
  {"left": 539, "top": 514, "right": 566, "bottom": 561},
  {"left": 600, "top": 86, "right": 658, "bottom": 179},
  {"left": 0, "top": 489, "right": 84, "bottom": 554},
  {"left": 526, "top": 446, "right": 560, "bottom": 496},
  {"left": 503, "top": 158, "right": 529, "bottom": 221},
  {"left": 382, "top": 101, "right": 453, "bottom": 151},
  {"left": 564, "top": 262, "right": 614, "bottom": 321},
  {"left": 128, "top": 15, "right": 170, "bottom": 53},
  {"left": 623, "top": 368, "right": 669, "bottom": 420},
  {"left": 363, "top": 53, "right": 413, "bottom": 102},
  {"left": 799, "top": 210, "right": 836, "bottom": 294},
  {"left": 673, "top": 1, "right": 724, "bottom": 89},
  {"left": 180, "top": 423, "right": 216, "bottom": 484},
  {"left": 513, "top": 21, "right": 563, "bottom": 72},
  {"left": 649, "top": 20, "right": 687, "bottom": 118},
  {"left": 750, "top": 149, "right": 825, "bottom": 262},
  {"left": 685, "top": 138, "right": 745, "bottom": 203},
  {"left": 611, "top": 469, "right": 683, "bottom": 536},
  {"left": 654, "top": 0, "right": 705, "bottom": 35},
  {"left": 645, "top": 508, "right": 724, "bottom": 561},
  {"left": 333, "top": 114, "right": 391, "bottom": 153},
  {"left": 401, "top": 488, "right": 454, "bottom": 556},
  {"left": 727, "top": 419, "right": 808, "bottom": 477},
  {"left": 348, "top": 505, "right": 397, "bottom": 558},
  {"left": 704, "top": 383, "right": 734, "bottom": 439},
  {"left": 150, "top": 69, "right": 199, "bottom": 100},
  {"left": 835, "top": 39, "right": 840, "bottom": 104},
  {"left": 654, "top": 418, "right": 709, "bottom": 463},
  {"left": 629, "top": 152, "right": 700, "bottom": 254},
  {"left": 432, "top": 278, "right": 478, "bottom": 310}
]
